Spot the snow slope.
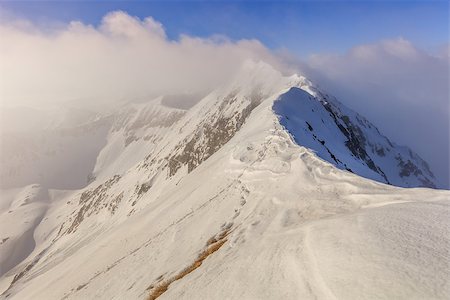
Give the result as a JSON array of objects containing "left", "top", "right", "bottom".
[
  {"left": 274, "top": 85, "right": 437, "bottom": 188},
  {"left": 0, "top": 61, "right": 448, "bottom": 300}
]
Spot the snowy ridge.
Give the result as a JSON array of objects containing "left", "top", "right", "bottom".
[
  {"left": 0, "top": 61, "right": 448, "bottom": 299},
  {"left": 274, "top": 87, "right": 437, "bottom": 188}
]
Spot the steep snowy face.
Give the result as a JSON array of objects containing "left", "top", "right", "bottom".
[{"left": 273, "top": 87, "right": 437, "bottom": 188}]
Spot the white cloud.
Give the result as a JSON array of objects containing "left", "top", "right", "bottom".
[
  {"left": 0, "top": 12, "right": 447, "bottom": 187},
  {"left": 0, "top": 11, "right": 284, "bottom": 108}
]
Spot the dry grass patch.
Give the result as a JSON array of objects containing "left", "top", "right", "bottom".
[{"left": 147, "top": 230, "right": 230, "bottom": 300}]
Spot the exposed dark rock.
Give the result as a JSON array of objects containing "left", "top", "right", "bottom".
[
  {"left": 167, "top": 91, "right": 262, "bottom": 177},
  {"left": 62, "top": 175, "right": 122, "bottom": 235},
  {"left": 375, "top": 147, "right": 385, "bottom": 157},
  {"left": 396, "top": 156, "right": 435, "bottom": 188},
  {"left": 322, "top": 102, "right": 388, "bottom": 183},
  {"left": 398, "top": 157, "right": 423, "bottom": 177},
  {"left": 325, "top": 147, "right": 340, "bottom": 164},
  {"left": 136, "top": 181, "right": 153, "bottom": 197}
]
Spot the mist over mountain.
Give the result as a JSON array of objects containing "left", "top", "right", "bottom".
[{"left": 1, "top": 11, "right": 447, "bottom": 188}]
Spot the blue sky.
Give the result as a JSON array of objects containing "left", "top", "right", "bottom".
[{"left": 1, "top": 0, "right": 448, "bottom": 56}]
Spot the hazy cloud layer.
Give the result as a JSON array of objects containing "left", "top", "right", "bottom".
[
  {"left": 303, "top": 38, "right": 449, "bottom": 187},
  {"left": 0, "top": 11, "right": 285, "bottom": 107},
  {"left": 0, "top": 11, "right": 448, "bottom": 187}
]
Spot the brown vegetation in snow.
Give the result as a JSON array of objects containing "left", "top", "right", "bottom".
[{"left": 147, "top": 229, "right": 230, "bottom": 300}]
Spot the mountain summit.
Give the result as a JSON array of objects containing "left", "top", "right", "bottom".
[{"left": 0, "top": 61, "right": 448, "bottom": 299}]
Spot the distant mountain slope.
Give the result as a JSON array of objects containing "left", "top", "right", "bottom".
[{"left": 0, "top": 118, "right": 111, "bottom": 190}]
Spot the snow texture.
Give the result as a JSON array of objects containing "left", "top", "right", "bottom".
[{"left": 0, "top": 61, "right": 448, "bottom": 300}]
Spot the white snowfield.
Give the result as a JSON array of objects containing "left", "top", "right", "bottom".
[{"left": 0, "top": 61, "right": 449, "bottom": 300}]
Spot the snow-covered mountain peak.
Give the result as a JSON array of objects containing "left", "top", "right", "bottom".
[
  {"left": 0, "top": 60, "right": 447, "bottom": 300},
  {"left": 196, "top": 60, "right": 439, "bottom": 188},
  {"left": 1, "top": 60, "right": 438, "bottom": 191},
  {"left": 273, "top": 85, "right": 437, "bottom": 188}
]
